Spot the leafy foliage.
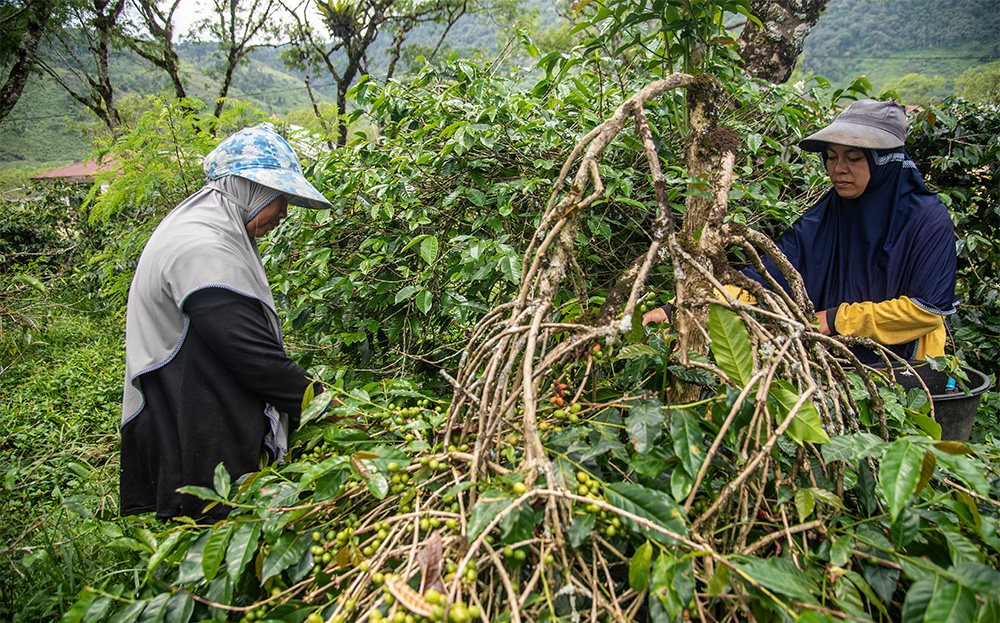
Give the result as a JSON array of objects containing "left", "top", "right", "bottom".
[
  {"left": 2, "top": 4, "right": 1000, "bottom": 623},
  {"left": 908, "top": 98, "right": 1000, "bottom": 384},
  {"left": 955, "top": 60, "right": 1000, "bottom": 105}
]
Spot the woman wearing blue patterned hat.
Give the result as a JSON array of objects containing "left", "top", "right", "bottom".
[{"left": 120, "top": 126, "right": 331, "bottom": 520}]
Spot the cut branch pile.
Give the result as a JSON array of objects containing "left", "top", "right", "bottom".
[{"left": 426, "top": 73, "right": 907, "bottom": 621}]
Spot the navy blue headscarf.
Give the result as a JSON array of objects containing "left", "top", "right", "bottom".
[{"left": 744, "top": 147, "right": 957, "bottom": 362}]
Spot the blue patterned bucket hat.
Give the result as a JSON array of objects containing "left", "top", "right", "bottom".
[{"left": 203, "top": 126, "right": 331, "bottom": 210}]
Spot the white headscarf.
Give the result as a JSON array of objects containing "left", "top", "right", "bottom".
[{"left": 122, "top": 176, "right": 293, "bottom": 460}]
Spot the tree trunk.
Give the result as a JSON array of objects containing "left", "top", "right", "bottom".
[
  {"left": 672, "top": 76, "right": 739, "bottom": 399},
  {"left": 737, "top": 0, "right": 830, "bottom": 84},
  {"left": 0, "top": 0, "right": 53, "bottom": 124},
  {"left": 131, "top": 0, "right": 188, "bottom": 100},
  {"left": 94, "top": 1, "right": 125, "bottom": 134}
]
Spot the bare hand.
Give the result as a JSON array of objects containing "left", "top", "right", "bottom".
[
  {"left": 642, "top": 307, "right": 670, "bottom": 326},
  {"left": 815, "top": 309, "right": 831, "bottom": 335}
]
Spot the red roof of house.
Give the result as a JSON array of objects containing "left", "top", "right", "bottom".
[{"left": 31, "top": 158, "right": 118, "bottom": 184}]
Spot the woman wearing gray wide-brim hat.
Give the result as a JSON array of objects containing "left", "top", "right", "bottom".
[
  {"left": 119, "top": 126, "right": 330, "bottom": 520},
  {"left": 643, "top": 99, "right": 957, "bottom": 365},
  {"left": 743, "top": 99, "right": 957, "bottom": 363}
]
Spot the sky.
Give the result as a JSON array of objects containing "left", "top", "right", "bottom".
[{"left": 168, "top": 0, "right": 316, "bottom": 40}]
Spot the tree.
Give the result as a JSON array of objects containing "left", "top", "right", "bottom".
[
  {"left": 0, "top": 0, "right": 58, "bottom": 124},
  {"left": 38, "top": 0, "right": 128, "bottom": 134},
  {"left": 126, "top": 0, "right": 189, "bottom": 100},
  {"left": 955, "top": 60, "right": 1000, "bottom": 104},
  {"left": 193, "top": 0, "right": 282, "bottom": 118},
  {"left": 281, "top": 0, "right": 522, "bottom": 145},
  {"left": 883, "top": 72, "right": 946, "bottom": 107},
  {"left": 737, "top": 0, "right": 830, "bottom": 84}
]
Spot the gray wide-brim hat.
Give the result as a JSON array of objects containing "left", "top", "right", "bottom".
[
  {"left": 799, "top": 99, "right": 908, "bottom": 152},
  {"left": 203, "top": 126, "right": 332, "bottom": 210}
]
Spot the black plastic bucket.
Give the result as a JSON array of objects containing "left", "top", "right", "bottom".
[{"left": 887, "top": 364, "right": 992, "bottom": 442}]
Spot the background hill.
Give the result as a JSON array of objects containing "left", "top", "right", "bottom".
[
  {"left": 798, "top": 0, "right": 1000, "bottom": 97},
  {"left": 1, "top": 0, "right": 997, "bottom": 172}
]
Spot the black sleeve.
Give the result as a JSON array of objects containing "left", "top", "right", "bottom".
[{"left": 183, "top": 287, "right": 316, "bottom": 418}]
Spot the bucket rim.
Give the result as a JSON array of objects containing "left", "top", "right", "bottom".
[{"left": 879, "top": 362, "right": 992, "bottom": 401}]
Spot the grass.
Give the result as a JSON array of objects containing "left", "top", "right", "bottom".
[{"left": 0, "top": 294, "right": 134, "bottom": 623}]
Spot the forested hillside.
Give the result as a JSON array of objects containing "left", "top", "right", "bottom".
[
  {"left": 799, "top": 0, "right": 1000, "bottom": 96},
  {"left": 1, "top": 0, "right": 997, "bottom": 170}
]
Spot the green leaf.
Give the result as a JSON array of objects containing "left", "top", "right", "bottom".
[
  {"left": 901, "top": 576, "right": 945, "bottom": 623},
  {"left": 841, "top": 569, "right": 890, "bottom": 619},
  {"left": 795, "top": 488, "right": 816, "bottom": 522},
  {"left": 933, "top": 451, "right": 991, "bottom": 496},
  {"left": 416, "top": 290, "right": 433, "bottom": 315},
  {"left": 830, "top": 535, "right": 854, "bottom": 567},
  {"left": 950, "top": 563, "right": 1000, "bottom": 598},
  {"left": 809, "top": 488, "right": 846, "bottom": 512},
  {"left": 467, "top": 490, "right": 508, "bottom": 540},
  {"left": 420, "top": 235, "right": 439, "bottom": 265},
  {"left": 213, "top": 463, "right": 231, "bottom": 500},
  {"left": 500, "top": 254, "right": 521, "bottom": 284},
  {"left": 615, "top": 343, "right": 658, "bottom": 360},
  {"left": 880, "top": 437, "right": 926, "bottom": 521},
  {"left": 669, "top": 465, "right": 693, "bottom": 501},
  {"left": 61, "top": 591, "right": 98, "bottom": 623},
  {"left": 202, "top": 523, "right": 235, "bottom": 583},
  {"left": 300, "top": 383, "right": 315, "bottom": 416},
  {"left": 940, "top": 523, "right": 985, "bottom": 565},
  {"left": 625, "top": 398, "right": 664, "bottom": 454},
  {"left": 924, "top": 582, "right": 978, "bottom": 623},
  {"left": 916, "top": 450, "right": 937, "bottom": 496},
  {"left": 912, "top": 414, "right": 942, "bottom": 439},
  {"left": 466, "top": 188, "right": 486, "bottom": 206},
  {"left": 568, "top": 513, "right": 596, "bottom": 548},
  {"left": 395, "top": 285, "right": 420, "bottom": 304},
  {"left": 226, "top": 521, "right": 261, "bottom": 583},
  {"left": 822, "top": 432, "right": 884, "bottom": 463},
  {"left": 300, "top": 391, "right": 334, "bottom": 427},
  {"left": 177, "top": 531, "right": 209, "bottom": 584},
  {"left": 138, "top": 593, "right": 170, "bottom": 623},
  {"left": 955, "top": 491, "right": 983, "bottom": 533},
  {"left": 108, "top": 601, "right": 147, "bottom": 623},
  {"left": 164, "top": 593, "right": 194, "bottom": 623},
  {"left": 891, "top": 507, "right": 921, "bottom": 548},
  {"left": 15, "top": 273, "right": 47, "bottom": 293},
  {"left": 145, "top": 531, "right": 185, "bottom": 582},
  {"left": 299, "top": 455, "right": 351, "bottom": 492},
  {"left": 649, "top": 553, "right": 694, "bottom": 621},
  {"left": 707, "top": 304, "right": 754, "bottom": 387},
  {"left": 933, "top": 441, "right": 974, "bottom": 455},
  {"left": 864, "top": 559, "right": 901, "bottom": 606},
  {"left": 737, "top": 558, "right": 820, "bottom": 604},
  {"left": 976, "top": 599, "right": 1000, "bottom": 623},
  {"left": 500, "top": 504, "right": 542, "bottom": 542},
  {"left": 261, "top": 531, "right": 310, "bottom": 581},
  {"left": 629, "top": 541, "right": 653, "bottom": 591},
  {"left": 605, "top": 481, "right": 687, "bottom": 545},
  {"left": 770, "top": 379, "right": 830, "bottom": 445},
  {"left": 670, "top": 408, "right": 704, "bottom": 478},
  {"left": 706, "top": 564, "right": 730, "bottom": 596}
]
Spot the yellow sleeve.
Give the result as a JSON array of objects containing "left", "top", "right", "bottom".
[
  {"left": 719, "top": 284, "right": 758, "bottom": 304},
  {"left": 832, "top": 296, "right": 946, "bottom": 357}
]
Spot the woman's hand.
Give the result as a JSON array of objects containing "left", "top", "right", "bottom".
[
  {"left": 815, "top": 309, "right": 832, "bottom": 335},
  {"left": 642, "top": 307, "right": 670, "bottom": 326}
]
